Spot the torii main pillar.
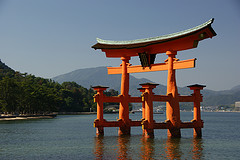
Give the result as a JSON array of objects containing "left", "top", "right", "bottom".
[
  {"left": 165, "top": 51, "right": 181, "bottom": 137},
  {"left": 118, "top": 56, "right": 131, "bottom": 135}
]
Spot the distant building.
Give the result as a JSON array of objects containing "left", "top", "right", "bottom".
[{"left": 235, "top": 102, "right": 240, "bottom": 111}]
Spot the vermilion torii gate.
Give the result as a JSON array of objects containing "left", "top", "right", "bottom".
[{"left": 92, "top": 19, "right": 216, "bottom": 138}]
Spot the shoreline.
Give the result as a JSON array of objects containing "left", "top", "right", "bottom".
[
  {"left": 1, "top": 111, "right": 239, "bottom": 121},
  {"left": 0, "top": 112, "right": 98, "bottom": 121},
  {"left": 54, "top": 112, "right": 97, "bottom": 115},
  {"left": 0, "top": 114, "right": 57, "bottom": 121}
]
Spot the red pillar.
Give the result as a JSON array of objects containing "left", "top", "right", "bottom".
[
  {"left": 92, "top": 86, "right": 108, "bottom": 136},
  {"left": 118, "top": 56, "right": 131, "bottom": 135},
  {"left": 140, "top": 83, "right": 158, "bottom": 138},
  {"left": 188, "top": 84, "right": 205, "bottom": 138},
  {"left": 165, "top": 51, "right": 181, "bottom": 138},
  {"left": 138, "top": 87, "right": 146, "bottom": 135},
  {"left": 138, "top": 88, "right": 146, "bottom": 121}
]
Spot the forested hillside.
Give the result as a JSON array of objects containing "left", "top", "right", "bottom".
[{"left": 0, "top": 60, "right": 118, "bottom": 114}]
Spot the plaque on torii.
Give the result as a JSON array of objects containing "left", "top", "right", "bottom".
[{"left": 92, "top": 18, "right": 216, "bottom": 138}]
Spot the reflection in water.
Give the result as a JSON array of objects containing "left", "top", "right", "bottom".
[
  {"left": 191, "top": 138, "right": 204, "bottom": 160},
  {"left": 165, "top": 138, "right": 182, "bottom": 160},
  {"left": 94, "top": 136, "right": 204, "bottom": 159},
  {"left": 140, "top": 137, "right": 155, "bottom": 159},
  {"left": 94, "top": 135, "right": 132, "bottom": 160},
  {"left": 117, "top": 135, "right": 131, "bottom": 160},
  {"left": 94, "top": 136, "right": 104, "bottom": 160}
]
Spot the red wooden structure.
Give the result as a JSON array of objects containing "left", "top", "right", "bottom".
[{"left": 92, "top": 19, "right": 216, "bottom": 138}]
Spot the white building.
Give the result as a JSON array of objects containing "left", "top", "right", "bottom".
[{"left": 235, "top": 102, "right": 240, "bottom": 111}]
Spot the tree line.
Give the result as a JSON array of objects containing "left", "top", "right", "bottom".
[{"left": 0, "top": 70, "right": 119, "bottom": 115}]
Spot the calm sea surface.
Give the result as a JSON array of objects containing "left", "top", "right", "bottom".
[{"left": 0, "top": 112, "right": 239, "bottom": 160}]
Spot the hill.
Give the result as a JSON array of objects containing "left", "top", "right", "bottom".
[
  {"left": 0, "top": 59, "right": 15, "bottom": 79},
  {"left": 0, "top": 59, "right": 13, "bottom": 70},
  {"left": 53, "top": 66, "right": 168, "bottom": 96},
  {"left": 52, "top": 66, "right": 240, "bottom": 106},
  {"left": 0, "top": 60, "right": 102, "bottom": 114}
]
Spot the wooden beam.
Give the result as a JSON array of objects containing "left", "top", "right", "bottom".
[
  {"left": 179, "top": 95, "right": 194, "bottom": 102},
  {"left": 153, "top": 95, "right": 170, "bottom": 102},
  {"left": 107, "top": 58, "right": 196, "bottom": 74},
  {"left": 129, "top": 97, "right": 142, "bottom": 103}
]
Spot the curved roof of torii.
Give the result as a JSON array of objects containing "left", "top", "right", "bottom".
[{"left": 92, "top": 18, "right": 216, "bottom": 58}]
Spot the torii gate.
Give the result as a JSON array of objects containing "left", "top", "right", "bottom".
[{"left": 92, "top": 19, "right": 216, "bottom": 138}]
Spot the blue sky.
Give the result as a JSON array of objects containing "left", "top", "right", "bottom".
[{"left": 0, "top": 0, "right": 239, "bottom": 91}]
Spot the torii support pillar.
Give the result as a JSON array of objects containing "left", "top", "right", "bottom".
[
  {"left": 92, "top": 86, "right": 109, "bottom": 136},
  {"left": 118, "top": 56, "right": 131, "bottom": 136},
  {"left": 188, "top": 84, "right": 205, "bottom": 138},
  {"left": 166, "top": 51, "right": 181, "bottom": 138},
  {"left": 138, "top": 87, "right": 146, "bottom": 135},
  {"left": 140, "top": 83, "right": 159, "bottom": 138},
  {"left": 138, "top": 88, "right": 146, "bottom": 121}
]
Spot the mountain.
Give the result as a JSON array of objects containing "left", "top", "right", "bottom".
[
  {"left": 53, "top": 66, "right": 121, "bottom": 90},
  {"left": 202, "top": 86, "right": 240, "bottom": 106},
  {"left": 53, "top": 66, "right": 166, "bottom": 96},
  {"left": 52, "top": 66, "right": 240, "bottom": 106},
  {"left": 231, "top": 85, "right": 240, "bottom": 91}
]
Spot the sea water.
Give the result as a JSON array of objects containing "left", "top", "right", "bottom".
[{"left": 0, "top": 112, "right": 239, "bottom": 159}]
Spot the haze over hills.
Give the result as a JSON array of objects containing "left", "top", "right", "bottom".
[
  {"left": 52, "top": 66, "right": 167, "bottom": 96},
  {"left": 1, "top": 59, "right": 240, "bottom": 107},
  {"left": 52, "top": 66, "right": 240, "bottom": 106}
]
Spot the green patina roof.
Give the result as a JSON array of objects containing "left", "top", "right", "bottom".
[{"left": 92, "top": 18, "right": 216, "bottom": 50}]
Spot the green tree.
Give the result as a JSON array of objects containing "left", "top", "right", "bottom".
[{"left": 0, "top": 77, "right": 20, "bottom": 113}]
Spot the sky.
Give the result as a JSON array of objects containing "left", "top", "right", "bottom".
[{"left": 0, "top": 0, "right": 239, "bottom": 91}]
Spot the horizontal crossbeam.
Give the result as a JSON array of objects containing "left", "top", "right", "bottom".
[
  {"left": 108, "top": 58, "right": 196, "bottom": 74},
  {"left": 97, "top": 95, "right": 198, "bottom": 104},
  {"left": 94, "top": 120, "right": 142, "bottom": 127},
  {"left": 94, "top": 120, "right": 203, "bottom": 129}
]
